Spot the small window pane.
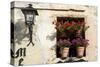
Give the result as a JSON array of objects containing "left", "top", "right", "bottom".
[{"left": 26, "top": 14, "right": 33, "bottom": 22}]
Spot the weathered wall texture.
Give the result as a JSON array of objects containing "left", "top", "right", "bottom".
[{"left": 11, "top": 1, "right": 97, "bottom": 66}]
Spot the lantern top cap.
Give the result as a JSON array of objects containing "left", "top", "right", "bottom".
[
  {"left": 28, "top": 4, "right": 32, "bottom": 8},
  {"left": 21, "top": 4, "right": 38, "bottom": 15}
]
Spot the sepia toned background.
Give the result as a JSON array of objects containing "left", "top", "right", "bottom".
[{"left": 11, "top": 1, "right": 97, "bottom": 66}]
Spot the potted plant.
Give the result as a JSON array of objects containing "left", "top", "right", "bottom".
[
  {"left": 53, "top": 21, "right": 85, "bottom": 38},
  {"left": 57, "top": 39, "right": 72, "bottom": 59},
  {"left": 72, "top": 37, "right": 89, "bottom": 58},
  {"left": 52, "top": 19, "right": 89, "bottom": 58}
]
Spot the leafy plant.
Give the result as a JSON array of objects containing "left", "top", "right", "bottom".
[
  {"left": 57, "top": 39, "right": 72, "bottom": 47},
  {"left": 72, "top": 37, "right": 89, "bottom": 47},
  {"left": 53, "top": 21, "right": 87, "bottom": 33}
]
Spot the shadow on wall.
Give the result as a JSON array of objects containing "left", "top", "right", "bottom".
[
  {"left": 46, "top": 32, "right": 57, "bottom": 50},
  {"left": 12, "top": 19, "right": 29, "bottom": 44},
  {"left": 46, "top": 32, "right": 56, "bottom": 41}
]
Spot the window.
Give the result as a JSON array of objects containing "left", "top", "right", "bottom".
[{"left": 56, "top": 17, "right": 86, "bottom": 58}]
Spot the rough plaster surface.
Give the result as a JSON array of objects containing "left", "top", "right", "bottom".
[{"left": 11, "top": 1, "right": 97, "bottom": 66}]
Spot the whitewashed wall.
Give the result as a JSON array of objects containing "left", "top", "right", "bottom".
[{"left": 11, "top": 1, "right": 97, "bottom": 66}]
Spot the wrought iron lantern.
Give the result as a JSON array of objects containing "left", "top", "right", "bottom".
[{"left": 21, "top": 4, "right": 38, "bottom": 46}]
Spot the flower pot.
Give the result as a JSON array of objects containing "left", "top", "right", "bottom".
[
  {"left": 77, "top": 46, "right": 85, "bottom": 58},
  {"left": 60, "top": 47, "right": 69, "bottom": 59}
]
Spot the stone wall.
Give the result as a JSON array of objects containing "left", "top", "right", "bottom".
[{"left": 11, "top": 1, "right": 97, "bottom": 66}]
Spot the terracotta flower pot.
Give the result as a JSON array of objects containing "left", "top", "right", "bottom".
[
  {"left": 77, "top": 46, "right": 85, "bottom": 58},
  {"left": 60, "top": 47, "right": 69, "bottom": 59}
]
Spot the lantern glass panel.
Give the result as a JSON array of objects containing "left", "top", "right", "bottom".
[{"left": 26, "top": 14, "right": 34, "bottom": 22}]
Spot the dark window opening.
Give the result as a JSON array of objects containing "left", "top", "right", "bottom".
[{"left": 56, "top": 17, "right": 86, "bottom": 58}]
